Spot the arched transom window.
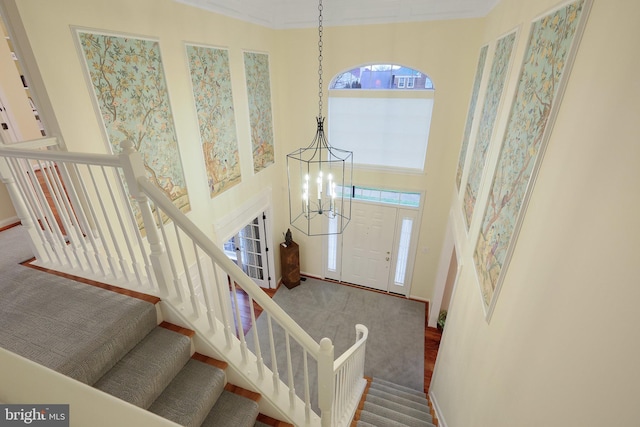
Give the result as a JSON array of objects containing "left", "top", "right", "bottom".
[
  {"left": 330, "top": 64, "right": 434, "bottom": 90},
  {"left": 328, "top": 63, "right": 434, "bottom": 171}
]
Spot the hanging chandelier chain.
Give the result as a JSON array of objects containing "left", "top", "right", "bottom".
[{"left": 317, "top": 0, "right": 324, "bottom": 119}]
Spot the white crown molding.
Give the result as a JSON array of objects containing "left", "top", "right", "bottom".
[{"left": 174, "top": 0, "right": 501, "bottom": 29}]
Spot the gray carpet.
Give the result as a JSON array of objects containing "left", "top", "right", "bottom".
[
  {"left": 0, "top": 225, "right": 158, "bottom": 385},
  {"left": 247, "top": 277, "right": 425, "bottom": 411}
]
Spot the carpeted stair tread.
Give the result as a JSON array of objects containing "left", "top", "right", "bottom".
[
  {"left": 365, "top": 395, "right": 432, "bottom": 422},
  {"left": 0, "top": 227, "right": 158, "bottom": 386},
  {"left": 148, "top": 359, "right": 226, "bottom": 427},
  {"left": 201, "top": 390, "right": 259, "bottom": 427},
  {"left": 362, "top": 401, "right": 433, "bottom": 427},
  {"left": 367, "top": 388, "right": 431, "bottom": 414},
  {"left": 253, "top": 422, "right": 270, "bottom": 427},
  {"left": 369, "top": 382, "right": 428, "bottom": 405},
  {"left": 94, "top": 327, "right": 191, "bottom": 408},
  {"left": 359, "top": 410, "right": 436, "bottom": 427},
  {"left": 356, "top": 422, "right": 377, "bottom": 427},
  {"left": 372, "top": 378, "right": 426, "bottom": 399}
]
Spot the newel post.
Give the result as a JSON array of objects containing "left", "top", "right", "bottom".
[
  {"left": 0, "top": 156, "right": 47, "bottom": 261},
  {"left": 119, "top": 140, "right": 172, "bottom": 299},
  {"left": 318, "top": 337, "right": 335, "bottom": 427}
]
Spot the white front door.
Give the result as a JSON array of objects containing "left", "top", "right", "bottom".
[{"left": 341, "top": 202, "right": 397, "bottom": 291}]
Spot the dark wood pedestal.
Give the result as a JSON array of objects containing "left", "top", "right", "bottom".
[{"left": 280, "top": 241, "right": 300, "bottom": 289}]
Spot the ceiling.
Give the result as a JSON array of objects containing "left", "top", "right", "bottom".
[{"left": 174, "top": 0, "right": 501, "bottom": 29}]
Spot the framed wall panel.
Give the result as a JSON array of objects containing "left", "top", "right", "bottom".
[
  {"left": 186, "top": 44, "right": 241, "bottom": 198},
  {"left": 473, "top": 0, "right": 593, "bottom": 320}
]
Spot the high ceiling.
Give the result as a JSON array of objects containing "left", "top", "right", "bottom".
[{"left": 174, "top": 0, "right": 501, "bottom": 29}]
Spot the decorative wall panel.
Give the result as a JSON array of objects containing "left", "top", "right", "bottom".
[
  {"left": 456, "top": 44, "right": 488, "bottom": 190},
  {"left": 186, "top": 44, "right": 241, "bottom": 197},
  {"left": 78, "top": 31, "right": 190, "bottom": 218},
  {"left": 243, "top": 52, "right": 275, "bottom": 173},
  {"left": 474, "top": 0, "right": 591, "bottom": 318},
  {"left": 463, "top": 31, "right": 517, "bottom": 229}
]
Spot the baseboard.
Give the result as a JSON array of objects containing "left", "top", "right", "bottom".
[
  {"left": 429, "top": 390, "right": 448, "bottom": 427},
  {"left": 300, "top": 271, "right": 322, "bottom": 280}
]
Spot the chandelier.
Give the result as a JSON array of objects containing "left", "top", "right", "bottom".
[{"left": 286, "top": 0, "right": 353, "bottom": 237}]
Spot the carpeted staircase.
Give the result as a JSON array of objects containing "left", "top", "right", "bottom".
[
  {"left": 91, "top": 321, "right": 261, "bottom": 427},
  {"left": 354, "top": 378, "right": 436, "bottom": 427}
]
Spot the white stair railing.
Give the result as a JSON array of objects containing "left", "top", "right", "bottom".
[{"left": 0, "top": 138, "right": 368, "bottom": 427}]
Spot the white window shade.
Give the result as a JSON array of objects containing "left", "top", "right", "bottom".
[{"left": 328, "top": 97, "right": 433, "bottom": 171}]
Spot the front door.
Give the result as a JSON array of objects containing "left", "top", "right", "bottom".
[{"left": 341, "top": 202, "right": 397, "bottom": 291}]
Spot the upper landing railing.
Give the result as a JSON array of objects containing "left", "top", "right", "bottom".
[{"left": 0, "top": 138, "right": 368, "bottom": 427}]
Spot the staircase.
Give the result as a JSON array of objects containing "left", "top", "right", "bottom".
[
  {"left": 354, "top": 378, "right": 436, "bottom": 427},
  {"left": 92, "top": 320, "right": 262, "bottom": 427},
  {"left": 0, "top": 140, "right": 372, "bottom": 426}
]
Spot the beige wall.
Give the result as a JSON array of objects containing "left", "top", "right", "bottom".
[
  {"left": 431, "top": 0, "right": 640, "bottom": 425},
  {"left": 6, "top": 0, "right": 484, "bottom": 300},
  {"left": 275, "top": 19, "right": 484, "bottom": 299}
]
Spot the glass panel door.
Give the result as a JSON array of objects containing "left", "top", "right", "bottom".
[{"left": 233, "top": 216, "right": 269, "bottom": 288}]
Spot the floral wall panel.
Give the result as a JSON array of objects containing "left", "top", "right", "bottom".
[
  {"left": 474, "top": 0, "right": 590, "bottom": 317},
  {"left": 243, "top": 52, "right": 275, "bottom": 173},
  {"left": 77, "top": 31, "right": 190, "bottom": 217},
  {"left": 456, "top": 44, "right": 488, "bottom": 190},
  {"left": 186, "top": 45, "right": 241, "bottom": 197},
  {"left": 463, "top": 31, "right": 517, "bottom": 229}
]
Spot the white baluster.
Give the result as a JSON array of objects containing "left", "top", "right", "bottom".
[
  {"left": 0, "top": 157, "right": 48, "bottom": 261},
  {"left": 249, "top": 294, "right": 264, "bottom": 379},
  {"left": 303, "top": 350, "right": 311, "bottom": 423},
  {"left": 267, "top": 314, "right": 280, "bottom": 393},
  {"left": 88, "top": 166, "right": 125, "bottom": 278},
  {"left": 194, "top": 243, "right": 217, "bottom": 331},
  {"left": 155, "top": 207, "right": 184, "bottom": 303},
  {"left": 112, "top": 168, "right": 154, "bottom": 289},
  {"left": 38, "top": 161, "right": 82, "bottom": 269},
  {"left": 231, "top": 280, "right": 248, "bottom": 362},
  {"left": 285, "top": 331, "right": 296, "bottom": 408},
  {"left": 54, "top": 162, "right": 99, "bottom": 273},
  {"left": 317, "top": 337, "right": 334, "bottom": 427},
  {"left": 72, "top": 164, "right": 110, "bottom": 277},
  {"left": 174, "top": 224, "right": 200, "bottom": 316}
]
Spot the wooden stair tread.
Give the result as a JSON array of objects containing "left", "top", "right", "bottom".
[
  {"left": 192, "top": 353, "right": 229, "bottom": 371},
  {"left": 159, "top": 321, "right": 195, "bottom": 338},
  {"left": 224, "top": 383, "right": 261, "bottom": 402}
]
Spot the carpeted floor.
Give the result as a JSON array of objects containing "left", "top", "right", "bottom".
[
  {"left": 247, "top": 277, "right": 425, "bottom": 411},
  {"left": 0, "top": 225, "right": 158, "bottom": 384}
]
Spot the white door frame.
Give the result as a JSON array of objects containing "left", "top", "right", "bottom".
[
  {"left": 324, "top": 194, "right": 423, "bottom": 297},
  {"left": 212, "top": 188, "right": 276, "bottom": 289}
]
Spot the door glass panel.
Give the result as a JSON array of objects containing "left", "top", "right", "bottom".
[
  {"left": 394, "top": 217, "right": 413, "bottom": 285},
  {"left": 327, "top": 214, "right": 338, "bottom": 271},
  {"left": 238, "top": 218, "right": 264, "bottom": 281}
]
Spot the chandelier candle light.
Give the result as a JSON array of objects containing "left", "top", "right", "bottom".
[{"left": 287, "top": 0, "right": 353, "bottom": 236}]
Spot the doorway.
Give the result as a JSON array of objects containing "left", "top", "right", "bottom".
[
  {"left": 224, "top": 214, "right": 272, "bottom": 289},
  {"left": 325, "top": 197, "right": 420, "bottom": 296}
]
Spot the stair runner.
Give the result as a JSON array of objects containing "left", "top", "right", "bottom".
[
  {"left": 355, "top": 378, "right": 436, "bottom": 427},
  {"left": 88, "top": 316, "right": 261, "bottom": 427}
]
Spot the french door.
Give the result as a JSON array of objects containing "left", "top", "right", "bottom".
[
  {"left": 227, "top": 216, "right": 271, "bottom": 288},
  {"left": 325, "top": 201, "right": 419, "bottom": 296}
]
